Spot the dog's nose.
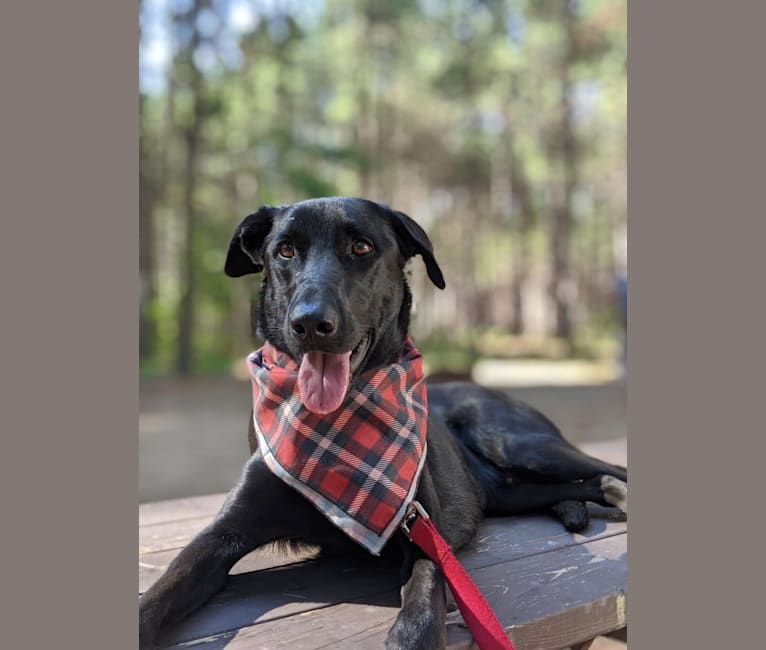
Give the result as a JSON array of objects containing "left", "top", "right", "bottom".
[{"left": 290, "top": 303, "right": 338, "bottom": 339}]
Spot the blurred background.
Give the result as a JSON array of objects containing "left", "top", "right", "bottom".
[{"left": 139, "top": 0, "right": 627, "bottom": 503}]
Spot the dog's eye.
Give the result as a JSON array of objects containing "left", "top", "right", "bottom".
[
  {"left": 277, "top": 242, "right": 295, "bottom": 259},
  {"left": 351, "top": 240, "right": 374, "bottom": 256}
]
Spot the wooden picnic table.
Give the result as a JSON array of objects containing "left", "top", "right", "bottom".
[{"left": 139, "top": 439, "right": 627, "bottom": 650}]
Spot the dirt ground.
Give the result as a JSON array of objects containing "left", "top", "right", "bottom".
[{"left": 140, "top": 376, "right": 627, "bottom": 503}]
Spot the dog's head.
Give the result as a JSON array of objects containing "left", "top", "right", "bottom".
[{"left": 224, "top": 197, "right": 445, "bottom": 414}]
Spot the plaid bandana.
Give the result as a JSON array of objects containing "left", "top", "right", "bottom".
[{"left": 247, "top": 338, "right": 428, "bottom": 555}]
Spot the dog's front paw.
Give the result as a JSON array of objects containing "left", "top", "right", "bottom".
[
  {"left": 552, "top": 499, "right": 590, "bottom": 532},
  {"left": 386, "top": 606, "right": 446, "bottom": 650}
]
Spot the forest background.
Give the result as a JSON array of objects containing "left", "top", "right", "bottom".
[{"left": 139, "top": 0, "right": 627, "bottom": 381}]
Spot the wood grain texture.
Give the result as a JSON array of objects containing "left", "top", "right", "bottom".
[
  {"left": 152, "top": 535, "right": 625, "bottom": 650},
  {"left": 139, "top": 493, "right": 227, "bottom": 526},
  {"left": 139, "top": 438, "right": 627, "bottom": 649},
  {"left": 446, "top": 535, "right": 627, "bottom": 649}
]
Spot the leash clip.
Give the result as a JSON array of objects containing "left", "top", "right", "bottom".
[{"left": 401, "top": 499, "right": 429, "bottom": 539}]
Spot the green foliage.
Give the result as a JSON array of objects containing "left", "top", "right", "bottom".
[
  {"left": 286, "top": 166, "right": 340, "bottom": 198},
  {"left": 419, "top": 331, "right": 481, "bottom": 375},
  {"left": 139, "top": 0, "right": 627, "bottom": 376}
]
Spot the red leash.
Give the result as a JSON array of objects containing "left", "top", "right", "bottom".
[{"left": 402, "top": 501, "right": 515, "bottom": 650}]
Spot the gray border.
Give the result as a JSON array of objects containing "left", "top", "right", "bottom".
[
  {"left": 1, "top": 1, "right": 138, "bottom": 648},
  {"left": 629, "top": 1, "right": 763, "bottom": 647}
]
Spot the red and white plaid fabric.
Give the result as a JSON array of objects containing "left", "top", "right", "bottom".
[{"left": 247, "top": 337, "right": 428, "bottom": 555}]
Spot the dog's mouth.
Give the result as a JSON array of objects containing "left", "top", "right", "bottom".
[{"left": 296, "top": 333, "right": 371, "bottom": 415}]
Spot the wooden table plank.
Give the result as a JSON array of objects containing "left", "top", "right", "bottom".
[
  {"left": 458, "top": 514, "right": 625, "bottom": 572},
  {"left": 447, "top": 534, "right": 627, "bottom": 649},
  {"left": 140, "top": 437, "right": 627, "bottom": 649},
  {"left": 158, "top": 556, "right": 400, "bottom": 647},
  {"left": 165, "top": 596, "right": 401, "bottom": 649},
  {"left": 156, "top": 534, "right": 625, "bottom": 650},
  {"left": 144, "top": 516, "right": 625, "bottom": 648},
  {"left": 139, "top": 494, "right": 227, "bottom": 526},
  {"left": 140, "top": 515, "right": 217, "bottom": 554}
]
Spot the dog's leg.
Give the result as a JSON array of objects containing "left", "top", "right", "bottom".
[
  {"left": 486, "top": 476, "right": 626, "bottom": 517},
  {"left": 139, "top": 458, "right": 287, "bottom": 650},
  {"left": 386, "top": 470, "right": 449, "bottom": 650},
  {"left": 525, "top": 444, "right": 628, "bottom": 483},
  {"left": 386, "top": 542, "right": 447, "bottom": 650},
  {"left": 139, "top": 518, "right": 255, "bottom": 649}
]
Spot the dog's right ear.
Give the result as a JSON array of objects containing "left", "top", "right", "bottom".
[{"left": 224, "top": 206, "right": 278, "bottom": 277}]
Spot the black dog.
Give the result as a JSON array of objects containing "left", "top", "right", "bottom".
[{"left": 139, "top": 197, "right": 627, "bottom": 649}]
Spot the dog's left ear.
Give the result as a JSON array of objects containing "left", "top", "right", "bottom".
[
  {"left": 381, "top": 207, "right": 446, "bottom": 290},
  {"left": 224, "top": 206, "right": 278, "bottom": 277}
]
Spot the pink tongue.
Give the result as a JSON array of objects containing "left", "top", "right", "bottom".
[{"left": 297, "top": 351, "right": 351, "bottom": 414}]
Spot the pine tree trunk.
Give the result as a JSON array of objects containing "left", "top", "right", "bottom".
[
  {"left": 549, "top": 0, "right": 578, "bottom": 347},
  {"left": 176, "top": 0, "right": 206, "bottom": 376},
  {"left": 139, "top": 93, "right": 156, "bottom": 360},
  {"left": 509, "top": 146, "right": 535, "bottom": 336},
  {"left": 138, "top": 2, "right": 156, "bottom": 362}
]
